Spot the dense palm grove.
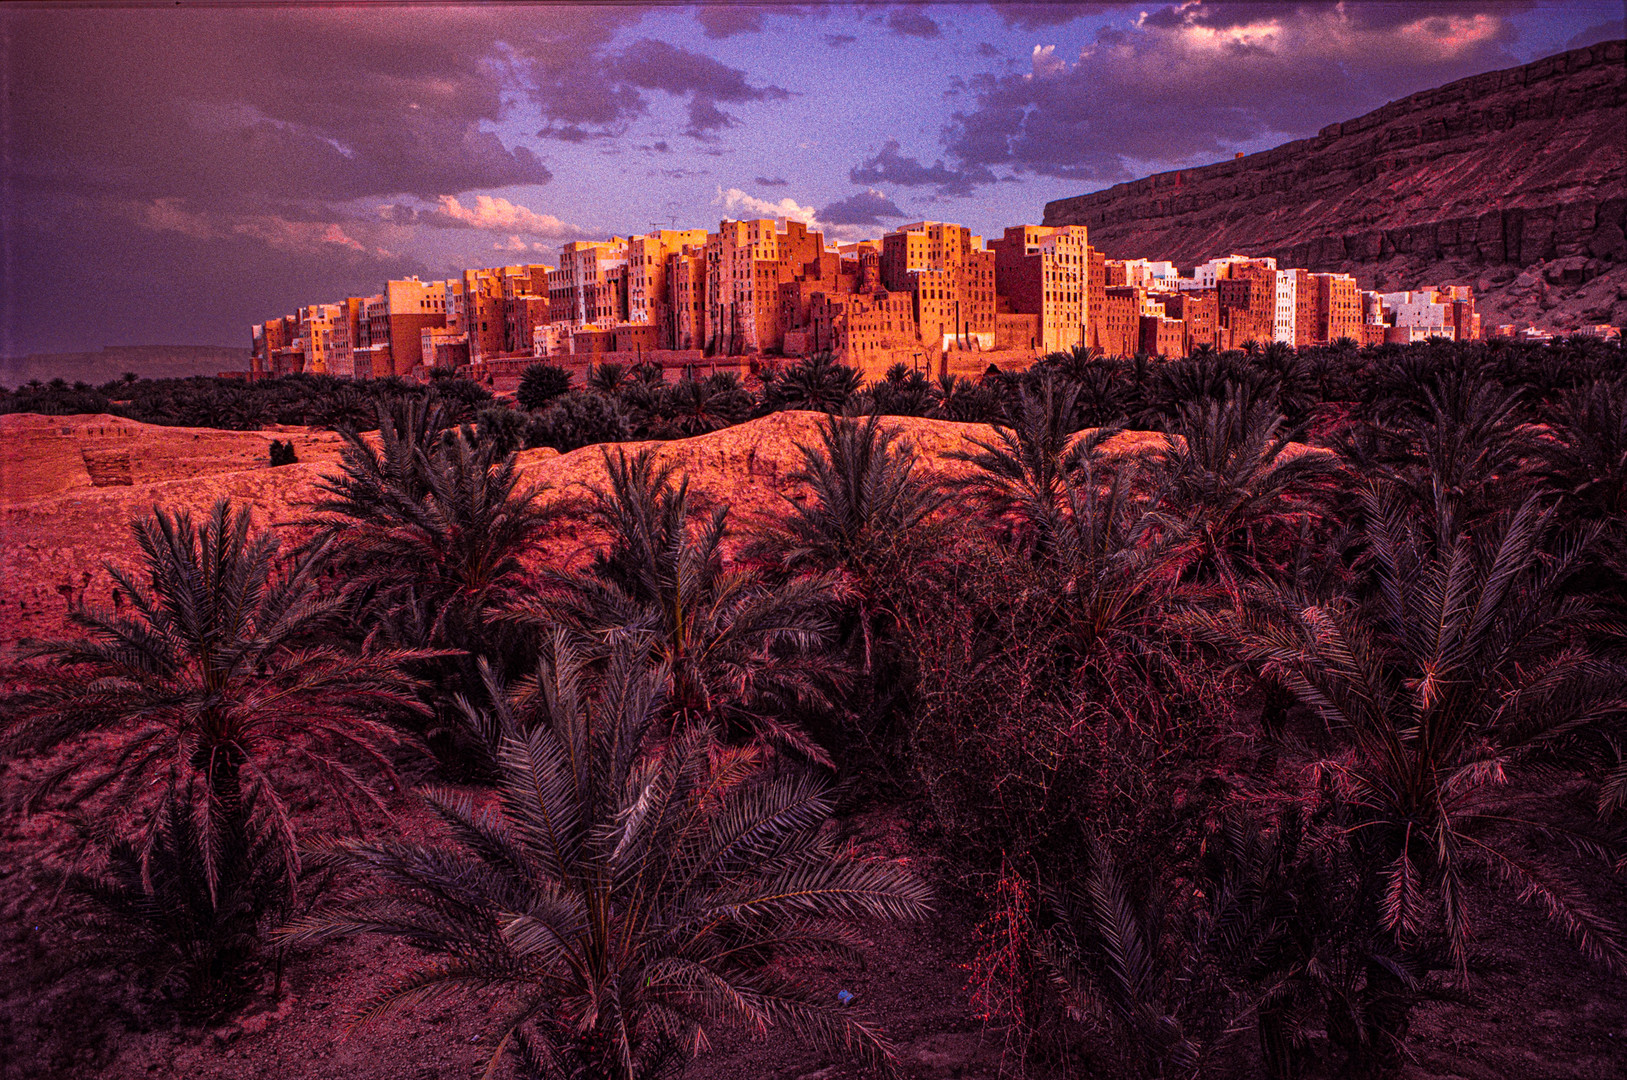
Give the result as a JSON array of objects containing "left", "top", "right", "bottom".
[{"left": 4, "top": 334, "right": 1627, "bottom": 1079}]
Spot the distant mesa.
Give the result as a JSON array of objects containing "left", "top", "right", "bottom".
[
  {"left": 1, "top": 344, "right": 252, "bottom": 387},
  {"left": 1043, "top": 40, "right": 1627, "bottom": 333}
]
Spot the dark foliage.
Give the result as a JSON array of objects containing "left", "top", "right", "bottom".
[
  {"left": 48, "top": 797, "right": 290, "bottom": 1019},
  {"left": 528, "top": 389, "right": 634, "bottom": 451},
  {"left": 522, "top": 447, "right": 842, "bottom": 762},
  {"left": 9, "top": 334, "right": 1627, "bottom": 1075},
  {"left": 647, "top": 372, "right": 756, "bottom": 437},
  {"left": 9, "top": 502, "right": 421, "bottom": 1010},
  {"left": 282, "top": 639, "right": 931, "bottom": 1080},
  {"left": 747, "top": 414, "right": 952, "bottom": 764},
  {"left": 1, "top": 372, "right": 492, "bottom": 431},
  {"left": 309, "top": 401, "right": 562, "bottom": 769},
  {"left": 1196, "top": 491, "right": 1627, "bottom": 975},
  {"left": 763, "top": 351, "right": 862, "bottom": 413},
  {"left": 862, "top": 363, "right": 938, "bottom": 417},
  {"left": 516, "top": 361, "right": 574, "bottom": 410},
  {"left": 472, "top": 402, "right": 528, "bottom": 456},
  {"left": 268, "top": 439, "right": 299, "bottom": 466}
]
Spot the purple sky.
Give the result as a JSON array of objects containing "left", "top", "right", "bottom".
[{"left": 3, "top": 1, "right": 1621, "bottom": 356}]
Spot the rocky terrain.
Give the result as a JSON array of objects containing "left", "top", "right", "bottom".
[{"left": 1044, "top": 40, "right": 1627, "bottom": 334}]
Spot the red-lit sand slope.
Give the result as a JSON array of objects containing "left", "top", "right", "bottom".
[{"left": 0, "top": 411, "right": 1175, "bottom": 655}]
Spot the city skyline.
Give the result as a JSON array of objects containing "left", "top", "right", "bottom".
[
  {"left": 4, "top": 1, "right": 1622, "bottom": 356},
  {"left": 247, "top": 215, "right": 1497, "bottom": 394}
]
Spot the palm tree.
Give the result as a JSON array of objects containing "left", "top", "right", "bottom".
[
  {"left": 49, "top": 797, "right": 289, "bottom": 1015},
  {"left": 1064, "top": 357, "right": 1135, "bottom": 428},
  {"left": 1036, "top": 842, "right": 1210, "bottom": 1078},
  {"left": 11, "top": 501, "right": 421, "bottom": 997},
  {"left": 586, "top": 361, "right": 628, "bottom": 395},
  {"left": 281, "top": 639, "right": 931, "bottom": 1080},
  {"left": 863, "top": 363, "right": 938, "bottom": 417},
  {"left": 313, "top": 429, "right": 557, "bottom": 651},
  {"left": 1044, "top": 439, "right": 1185, "bottom": 674},
  {"left": 949, "top": 374, "right": 1087, "bottom": 557},
  {"left": 1540, "top": 377, "right": 1627, "bottom": 524},
  {"left": 1195, "top": 488, "right": 1627, "bottom": 980},
  {"left": 518, "top": 362, "right": 573, "bottom": 411},
  {"left": 949, "top": 385, "right": 1190, "bottom": 731},
  {"left": 654, "top": 373, "right": 754, "bottom": 437},
  {"left": 474, "top": 403, "right": 529, "bottom": 456},
  {"left": 1540, "top": 378, "right": 1627, "bottom": 638},
  {"left": 529, "top": 448, "right": 841, "bottom": 760},
  {"left": 752, "top": 413, "right": 950, "bottom": 583},
  {"left": 929, "top": 373, "right": 998, "bottom": 423},
  {"left": 309, "top": 412, "right": 565, "bottom": 768},
  {"left": 1155, "top": 394, "right": 1343, "bottom": 593},
  {"left": 607, "top": 362, "right": 670, "bottom": 433},
  {"left": 1387, "top": 369, "right": 1545, "bottom": 528},
  {"left": 748, "top": 413, "right": 951, "bottom": 704},
  {"left": 312, "top": 398, "right": 452, "bottom": 528},
  {"left": 533, "top": 390, "right": 635, "bottom": 453},
  {"left": 768, "top": 351, "right": 861, "bottom": 413},
  {"left": 1255, "top": 341, "right": 1319, "bottom": 426}
]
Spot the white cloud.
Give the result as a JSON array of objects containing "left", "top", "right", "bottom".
[
  {"left": 712, "top": 186, "right": 881, "bottom": 242},
  {"left": 436, "top": 195, "right": 594, "bottom": 239},
  {"left": 714, "top": 186, "right": 819, "bottom": 225},
  {"left": 1031, "top": 44, "right": 1066, "bottom": 78}
]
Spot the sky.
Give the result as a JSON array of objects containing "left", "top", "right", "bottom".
[{"left": 2, "top": 1, "right": 1622, "bottom": 357}]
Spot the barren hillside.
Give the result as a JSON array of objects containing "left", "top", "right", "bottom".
[
  {"left": 0, "top": 411, "right": 1170, "bottom": 656},
  {"left": 1044, "top": 40, "right": 1627, "bottom": 333}
]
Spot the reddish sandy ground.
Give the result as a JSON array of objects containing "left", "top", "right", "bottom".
[
  {"left": 1, "top": 413, "right": 1622, "bottom": 1079},
  {"left": 0, "top": 411, "right": 1175, "bottom": 656}
]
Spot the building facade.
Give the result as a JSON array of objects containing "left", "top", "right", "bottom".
[{"left": 992, "top": 224, "right": 1092, "bottom": 354}]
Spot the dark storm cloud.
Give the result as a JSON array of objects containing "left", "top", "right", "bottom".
[
  {"left": 537, "top": 124, "right": 600, "bottom": 144},
  {"left": 382, "top": 204, "right": 423, "bottom": 227},
  {"left": 0, "top": 6, "right": 807, "bottom": 353},
  {"left": 886, "top": 9, "right": 942, "bottom": 39},
  {"left": 612, "top": 38, "right": 792, "bottom": 135},
  {"left": 825, "top": 33, "right": 859, "bottom": 47},
  {"left": 994, "top": 4, "right": 1111, "bottom": 30},
  {"left": 5, "top": 8, "right": 789, "bottom": 210},
  {"left": 817, "top": 189, "right": 908, "bottom": 225},
  {"left": 696, "top": 5, "right": 766, "bottom": 38},
  {"left": 684, "top": 98, "right": 735, "bottom": 137},
  {"left": 850, "top": 140, "right": 996, "bottom": 198},
  {"left": 6, "top": 8, "right": 570, "bottom": 206},
  {"left": 613, "top": 38, "right": 778, "bottom": 100},
  {"left": 3, "top": 198, "right": 431, "bottom": 357},
  {"left": 695, "top": 3, "right": 821, "bottom": 38},
  {"left": 943, "top": 1, "right": 1531, "bottom": 184}
]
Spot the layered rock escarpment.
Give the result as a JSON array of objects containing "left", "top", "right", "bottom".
[{"left": 1043, "top": 41, "right": 1627, "bottom": 331}]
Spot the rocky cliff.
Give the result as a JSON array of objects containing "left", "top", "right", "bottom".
[{"left": 1043, "top": 41, "right": 1627, "bottom": 332}]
